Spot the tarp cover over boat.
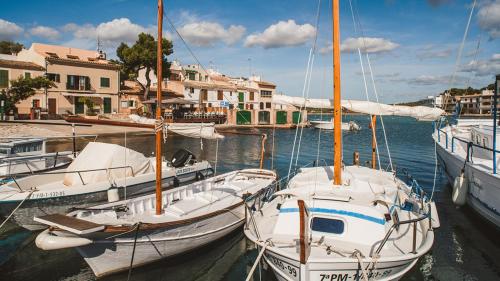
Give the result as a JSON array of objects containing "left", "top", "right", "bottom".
[
  {"left": 63, "top": 142, "right": 154, "bottom": 186},
  {"left": 129, "top": 114, "right": 223, "bottom": 139},
  {"left": 272, "top": 95, "right": 444, "bottom": 121}
]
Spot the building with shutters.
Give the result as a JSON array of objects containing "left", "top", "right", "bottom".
[{"left": 11, "top": 43, "right": 121, "bottom": 119}]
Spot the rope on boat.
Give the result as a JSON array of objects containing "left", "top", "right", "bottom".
[
  {"left": 0, "top": 189, "right": 35, "bottom": 231},
  {"left": 245, "top": 240, "right": 270, "bottom": 281},
  {"left": 352, "top": 250, "right": 369, "bottom": 281},
  {"left": 154, "top": 117, "right": 167, "bottom": 143},
  {"left": 126, "top": 222, "right": 141, "bottom": 281}
]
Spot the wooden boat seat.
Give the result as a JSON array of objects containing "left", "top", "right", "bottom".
[{"left": 34, "top": 214, "right": 104, "bottom": 235}]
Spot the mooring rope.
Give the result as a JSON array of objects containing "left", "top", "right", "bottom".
[
  {"left": 126, "top": 222, "right": 141, "bottom": 281},
  {"left": 352, "top": 250, "right": 369, "bottom": 281},
  {"left": 0, "top": 189, "right": 35, "bottom": 231},
  {"left": 245, "top": 241, "right": 270, "bottom": 281}
]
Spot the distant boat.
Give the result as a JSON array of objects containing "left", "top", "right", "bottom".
[
  {"left": 0, "top": 138, "right": 73, "bottom": 179},
  {"left": 310, "top": 119, "right": 360, "bottom": 131},
  {"left": 0, "top": 142, "right": 213, "bottom": 230}
]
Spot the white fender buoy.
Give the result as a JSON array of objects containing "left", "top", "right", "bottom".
[
  {"left": 107, "top": 187, "right": 119, "bottom": 203},
  {"left": 452, "top": 171, "right": 468, "bottom": 206},
  {"left": 36, "top": 229, "right": 92, "bottom": 250}
]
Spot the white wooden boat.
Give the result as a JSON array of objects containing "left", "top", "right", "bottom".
[
  {"left": 245, "top": 166, "right": 437, "bottom": 281},
  {"left": 244, "top": 1, "right": 441, "bottom": 280},
  {"left": 0, "top": 142, "right": 213, "bottom": 230},
  {"left": 310, "top": 119, "right": 360, "bottom": 131},
  {"left": 0, "top": 138, "right": 73, "bottom": 179},
  {"left": 434, "top": 118, "right": 500, "bottom": 228},
  {"left": 35, "top": 169, "right": 277, "bottom": 277}
]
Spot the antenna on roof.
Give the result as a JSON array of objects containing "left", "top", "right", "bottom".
[{"left": 96, "top": 34, "right": 106, "bottom": 60}]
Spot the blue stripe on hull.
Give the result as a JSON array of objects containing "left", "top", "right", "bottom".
[{"left": 280, "top": 207, "right": 386, "bottom": 225}]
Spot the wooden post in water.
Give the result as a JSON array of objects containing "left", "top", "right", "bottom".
[
  {"left": 332, "top": 0, "right": 342, "bottom": 185},
  {"left": 371, "top": 115, "right": 377, "bottom": 169},
  {"left": 155, "top": 0, "right": 163, "bottom": 215}
]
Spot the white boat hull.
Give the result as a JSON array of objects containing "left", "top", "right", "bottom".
[
  {"left": 78, "top": 210, "right": 244, "bottom": 277},
  {"left": 435, "top": 142, "right": 500, "bottom": 228},
  {"left": 263, "top": 248, "right": 421, "bottom": 281}
]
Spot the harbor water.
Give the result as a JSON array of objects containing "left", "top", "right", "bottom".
[{"left": 1, "top": 115, "right": 499, "bottom": 280}]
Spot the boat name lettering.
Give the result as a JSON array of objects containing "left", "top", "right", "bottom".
[
  {"left": 265, "top": 253, "right": 299, "bottom": 280},
  {"left": 317, "top": 269, "right": 392, "bottom": 281},
  {"left": 177, "top": 167, "right": 195, "bottom": 174},
  {"left": 32, "top": 191, "right": 65, "bottom": 199}
]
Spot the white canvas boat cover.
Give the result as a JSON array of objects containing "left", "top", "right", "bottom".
[
  {"left": 63, "top": 142, "right": 154, "bottom": 187},
  {"left": 272, "top": 95, "right": 444, "bottom": 121},
  {"left": 129, "top": 114, "right": 223, "bottom": 139}
]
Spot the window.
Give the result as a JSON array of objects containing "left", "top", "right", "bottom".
[
  {"left": 201, "top": 90, "right": 208, "bottom": 101},
  {"left": 249, "top": 92, "right": 254, "bottom": 101},
  {"left": 67, "top": 75, "right": 90, "bottom": 90},
  {"left": 121, "top": 100, "right": 129, "bottom": 108},
  {"left": 188, "top": 72, "right": 196, "bottom": 80},
  {"left": 266, "top": 102, "right": 271, "bottom": 109},
  {"left": 311, "top": 217, "right": 345, "bottom": 234},
  {"left": 190, "top": 87, "right": 194, "bottom": 94},
  {"left": 0, "top": 69, "right": 8, "bottom": 88},
  {"left": 261, "top": 90, "right": 272, "bottom": 97},
  {"left": 32, "top": 99, "right": 40, "bottom": 108},
  {"left": 47, "top": 73, "right": 60, "bottom": 83},
  {"left": 100, "top": 77, "right": 110, "bottom": 88},
  {"left": 217, "top": 90, "right": 223, "bottom": 100},
  {"left": 24, "top": 72, "right": 31, "bottom": 79}
]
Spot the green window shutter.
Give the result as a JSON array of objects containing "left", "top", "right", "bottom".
[
  {"left": 0, "top": 70, "right": 8, "bottom": 88},
  {"left": 85, "top": 77, "right": 91, "bottom": 90},
  {"left": 24, "top": 72, "right": 31, "bottom": 79},
  {"left": 100, "top": 77, "right": 110, "bottom": 88}
]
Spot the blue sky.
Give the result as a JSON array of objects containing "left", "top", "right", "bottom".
[{"left": 1, "top": 0, "right": 499, "bottom": 103}]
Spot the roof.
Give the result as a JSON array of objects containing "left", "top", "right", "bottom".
[
  {"left": 256, "top": 80, "right": 276, "bottom": 88},
  {"left": 31, "top": 43, "right": 111, "bottom": 65},
  {"left": 184, "top": 79, "right": 237, "bottom": 91},
  {"left": 0, "top": 59, "right": 45, "bottom": 71}
]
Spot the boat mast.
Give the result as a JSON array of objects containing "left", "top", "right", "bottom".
[
  {"left": 155, "top": 0, "right": 164, "bottom": 215},
  {"left": 493, "top": 74, "right": 499, "bottom": 174},
  {"left": 333, "top": 0, "right": 342, "bottom": 185}
]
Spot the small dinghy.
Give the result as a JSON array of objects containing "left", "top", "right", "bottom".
[
  {"left": 35, "top": 168, "right": 277, "bottom": 277},
  {"left": 310, "top": 119, "right": 360, "bottom": 131},
  {"left": 0, "top": 142, "right": 213, "bottom": 230}
]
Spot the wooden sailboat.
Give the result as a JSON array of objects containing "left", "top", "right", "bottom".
[
  {"left": 33, "top": 1, "right": 277, "bottom": 277},
  {"left": 244, "top": 1, "right": 439, "bottom": 280}
]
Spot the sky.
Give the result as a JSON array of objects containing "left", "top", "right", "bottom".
[{"left": 0, "top": 0, "right": 499, "bottom": 103}]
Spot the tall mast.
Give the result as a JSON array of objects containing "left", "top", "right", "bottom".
[
  {"left": 155, "top": 0, "right": 164, "bottom": 215},
  {"left": 333, "top": 0, "right": 342, "bottom": 185}
]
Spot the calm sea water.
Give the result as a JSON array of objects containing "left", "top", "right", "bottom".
[{"left": 1, "top": 115, "right": 499, "bottom": 280}]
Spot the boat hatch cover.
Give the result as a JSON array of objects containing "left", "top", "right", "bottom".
[{"left": 34, "top": 214, "right": 104, "bottom": 235}]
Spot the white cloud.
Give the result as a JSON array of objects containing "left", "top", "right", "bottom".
[
  {"left": 337, "top": 37, "right": 399, "bottom": 53},
  {"left": 178, "top": 21, "right": 245, "bottom": 46},
  {"left": 0, "top": 18, "right": 23, "bottom": 40},
  {"left": 30, "top": 26, "right": 60, "bottom": 40},
  {"left": 416, "top": 45, "right": 452, "bottom": 60},
  {"left": 244, "top": 20, "right": 316, "bottom": 49},
  {"left": 460, "top": 53, "right": 500, "bottom": 76},
  {"left": 478, "top": 1, "right": 500, "bottom": 39},
  {"left": 63, "top": 18, "right": 159, "bottom": 47}
]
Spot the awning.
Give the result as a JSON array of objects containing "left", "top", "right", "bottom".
[
  {"left": 142, "top": 98, "right": 196, "bottom": 105},
  {"left": 62, "top": 92, "right": 104, "bottom": 98}
]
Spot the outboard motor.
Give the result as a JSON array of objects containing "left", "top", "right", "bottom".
[{"left": 171, "top": 149, "right": 196, "bottom": 168}]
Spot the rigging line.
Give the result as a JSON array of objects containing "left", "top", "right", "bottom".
[
  {"left": 352, "top": 0, "right": 393, "bottom": 171},
  {"left": 287, "top": 48, "right": 313, "bottom": 182},
  {"left": 349, "top": 0, "right": 381, "bottom": 169},
  {"left": 294, "top": 0, "right": 322, "bottom": 168}
]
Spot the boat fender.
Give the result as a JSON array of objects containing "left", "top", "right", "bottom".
[
  {"left": 430, "top": 201, "right": 440, "bottom": 228},
  {"left": 452, "top": 170, "right": 468, "bottom": 206},
  {"left": 35, "top": 230, "right": 92, "bottom": 250},
  {"left": 196, "top": 171, "right": 205, "bottom": 181},
  {"left": 107, "top": 187, "right": 120, "bottom": 203}
]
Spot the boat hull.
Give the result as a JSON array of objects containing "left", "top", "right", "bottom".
[
  {"left": 435, "top": 141, "right": 500, "bottom": 228},
  {"left": 77, "top": 205, "right": 245, "bottom": 277},
  {"left": 0, "top": 167, "right": 213, "bottom": 230},
  {"left": 263, "top": 248, "right": 420, "bottom": 281}
]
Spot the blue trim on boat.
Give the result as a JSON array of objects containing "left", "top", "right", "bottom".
[{"left": 280, "top": 207, "right": 386, "bottom": 225}]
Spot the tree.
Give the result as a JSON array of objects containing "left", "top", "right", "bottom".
[
  {"left": 0, "top": 76, "right": 56, "bottom": 113},
  {"left": 0, "top": 41, "right": 24, "bottom": 55},
  {"left": 116, "top": 33, "right": 173, "bottom": 100}
]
